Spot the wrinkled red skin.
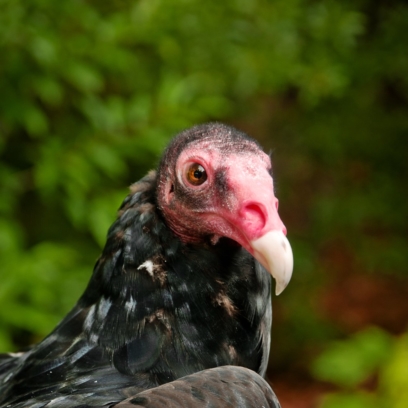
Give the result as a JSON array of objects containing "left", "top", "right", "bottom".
[{"left": 157, "top": 137, "right": 287, "bottom": 257}]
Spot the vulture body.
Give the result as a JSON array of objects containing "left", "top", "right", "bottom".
[{"left": 0, "top": 123, "right": 292, "bottom": 408}]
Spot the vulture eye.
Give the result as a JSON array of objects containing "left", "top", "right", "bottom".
[{"left": 186, "top": 163, "right": 207, "bottom": 186}]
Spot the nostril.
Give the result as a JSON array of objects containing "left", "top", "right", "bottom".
[
  {"left": 241, "top": 203, "right": 267, "bottom": 233},
  {"left": 240, "top": 201, "right": 287, "bottom": 240}
]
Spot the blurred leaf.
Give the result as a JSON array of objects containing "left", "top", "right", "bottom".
[
  {"left": 33, "top": 76, "right": 64, "bottom": 106},
  {"left": 23, "top": 105, "right": 49, "bottom": 137},
  {"left": 87, "top": 190, "right": 127, "bottom": 247},
  {"left": 312, "top": 327, "right": 392, "bottom": 387},
  {"left": 319, "top": 392, "right": 377, "bottom": 408},
  {"left": 63, "top": 62, "right": 104, "bottom": 93},
  {"left": 380, "top": 333, "right": 408, "bottom": 408}
]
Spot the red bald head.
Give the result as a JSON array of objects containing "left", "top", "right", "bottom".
[{"left": 157, "top": 123, "right": 293, "bottom": 294}]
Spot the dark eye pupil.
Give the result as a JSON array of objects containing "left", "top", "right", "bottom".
[{"left": 186, "top": 163, "right": 207, "bottom": 186}]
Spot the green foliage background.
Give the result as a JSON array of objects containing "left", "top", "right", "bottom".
[{"left": 1, "top": 0, "right": 407, "bottom": 406}]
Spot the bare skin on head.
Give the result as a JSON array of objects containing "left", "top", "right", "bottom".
[{"left": 157, "top": 123, "right": 293, "bottom": 294}]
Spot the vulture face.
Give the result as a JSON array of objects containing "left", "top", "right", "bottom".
[{"left": 157, "top": 123, "right": 293, "bottom": 294}]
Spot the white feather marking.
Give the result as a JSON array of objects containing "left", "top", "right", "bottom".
[
  {"left": 138, "top": 260, "right": 154, "bottom": 277},
  {"left": 125, "top": 296, "right": 137, "bottom": 314},
  {"left": 97, "top": 297, "right": 112, "bottom": 321},
  {"left": 255, "top": 294, "right": 264, "bottom": 314},
  {"left": 83, "top": 304, "right": 96, "bottom": 331},
  {"left": 3, "top": 372, "right": 13, "bottom": 383},
  {"left": 7, "top": 352, "right": 24, "bottom": 358},
  {"left": 69, "top": 345, "right": 93, "bottom": 364}
]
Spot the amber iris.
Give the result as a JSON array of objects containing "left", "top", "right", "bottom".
[{"left": 186, "top": 163, "right": 207, "bottom": 186}]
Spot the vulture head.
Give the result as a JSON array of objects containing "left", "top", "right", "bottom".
[{"left": 157, "top": 122, "right": 293, "bottom": 295}]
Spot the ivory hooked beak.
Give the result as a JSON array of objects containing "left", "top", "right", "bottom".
[{"left": 250, "top": 230, "right": 294, "bottom": 295}]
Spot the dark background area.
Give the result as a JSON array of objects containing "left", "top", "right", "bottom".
[{"left": 0, "top": 1, "right": 407, "bottom": 407}]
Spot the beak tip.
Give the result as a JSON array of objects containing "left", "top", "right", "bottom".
[
  {"left": 250, "top": 230, "right": 294, "bottom": 295},
  {"left": 275, "top": 284, "right": 284, "bottom": 296},
  {"left": 274, "top": 275, "right": 290, "bottom": 295}
]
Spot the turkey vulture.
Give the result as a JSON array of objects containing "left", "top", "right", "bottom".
[{"left": 0, "top": 123, "right": 293, "bottom": 407}]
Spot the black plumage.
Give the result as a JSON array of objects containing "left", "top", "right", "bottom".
[{"left": 0, "top": 123, "right": 292, "bottom": 408}]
